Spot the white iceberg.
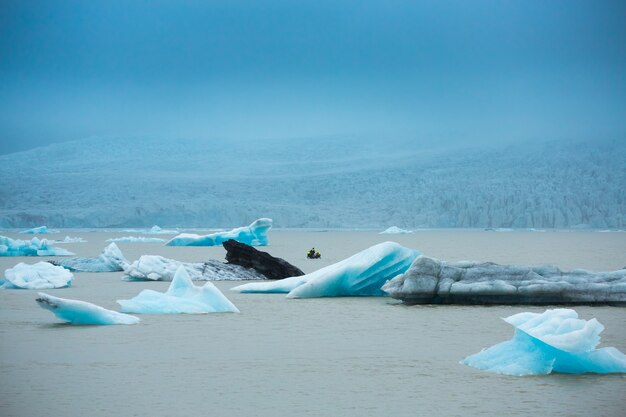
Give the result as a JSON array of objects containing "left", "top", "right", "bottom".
[
  {"left": 51, "top": 243, "right": 129, "bottom": 272},
  {"left": 380, "top": 226, "right": 413, "bottom": 234},
  {"left": 122, "top": 225, "right": 178, "bottom": 234},
  {"left": 106, "top": 236, "right": 167, "bottom": 243},
  {"left": 461, "top": 309, "right": 626, "bottom": 375},
  {"left": 166, "top": 218, "right": 272, "bottom": 247},
  {"left": 122, "top": 255, "right": 264, "bottom": 281},
  {"left": 118, "top": 266, "right": 240, "bottom": 314},
  {"left": 36, "top": 292, "right": 140, "bottom": 325},
  {"left": 1, "top": 262, "right": 73, "bottom": 289},
  {"left": 0, "top": 236, "right": 74, "bottom": 257},
  {"left": 382, "top": 256, "right": 626, "bottom": 305},
  {"left": 55, "top": 236, "right": 87, "bottom": 243},
  {"left": 232, "top": 241, "right": 420, "bottom": 298},
  {"left": 19, "top": 226, "right": 58, "bottom": 234}
]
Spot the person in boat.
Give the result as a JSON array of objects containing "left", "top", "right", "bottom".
[{"left": 307, "top": 248, "right": 316, "bottom": 258}]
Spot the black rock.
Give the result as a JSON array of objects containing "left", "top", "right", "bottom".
[{"left": 223, "top": 239, "right": 304, "bottom": 280}]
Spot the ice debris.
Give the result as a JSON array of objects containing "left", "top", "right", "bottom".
[
  {"left": 382, "top": 256, "right": 626, "bottom": 305},
  {"left": 380, "top": 226, "right": 413, "bottom": 234},
  {"left": 36, "top": 292, "right": 140, "bottom": 325},
  {"left": 50, "top": 243, "right": 129, "bottom": 272},
  {"left": 0, "top": 236, "right": 74, "bottom": 257},
  {"left": 118, "top": 266, "right": 239, "bottom": 314},
  {"left": 461, "top": 309, "right": 626, "bottom": 375},
  {"left": 122, "top": 255, "right": 264, "bottom": 281},
  {"left": 19, "top": 226, "right": 58, "bottom": 234},
  {"left": 55, "top": 236, "right": 87, "bottom": 243},
  {"left": 166, "top": 218, "right": 272, "bottom": 247},
  {"left": 231, "top": 241, "right": 420, "bottom": 298},
  {"left": 106, "top": 236, "right": 167, "bottom": 243},
  {"left": 1, "top": 262, "right": 73, "bottom": 289}
]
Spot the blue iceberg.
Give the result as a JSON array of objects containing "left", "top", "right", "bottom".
[
  {"left": 36, "top": 292, "right": 140, "bottom": 325},
  {"left": 20, "top": 226, "right": 58, "bottom": 234},
  {"left": 51, "top": 243, "right": 129, "bottom": 272},
  {"left": 166, "top": 218, "right": 272, "bottom": 247},
  {"left": 0, "top": 236, "right": 74, "bottom": 257},
  {"left": 2, "top": 262, "right": 73, "bottom": 289},
  {"left": 462, "top": 309, "right": 626, "bottom": 375},
  {"left": 117, "top": 266, "right": 240, "bottom": 314},
  {"left": 106, "top": 236, "right": 167, "bottom": 243},
  {"left": 231, "top": 241, "right": 420, "bottom": 298}
]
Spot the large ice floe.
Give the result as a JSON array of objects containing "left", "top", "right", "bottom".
[
  {"left": 166, "top": 218, "right": 272, "bottom": 247},
  {"left": 382, "top": 256, "right": 626, "bottom": 305},
  {"left": 380, "top": 226, "right": 413, "bottom": 234},
  {"left": 118, "top": 266, "right": 240, "bottom": 314},
  {"left": 50, "top": 243, "right": 129, "bottom": 272},
  {"left": 106, "top": 236, "right": 167, "bottom": 243},
  {"left": 0, "top": 236, "right": 74, "bottom": 257},
  {"left": 36, "top": 292, "right": 140, "bottom": 325},
  {"left": 122, "top": 255, "right": 264, "bottom": 281},
  {"left": 1, "top": 262, "right": 73, "bottom": 289},
  {"left": 232, "top": 241, "right": 420, "bottom": 298},
  {"left": 461, "top": 309, "right": 626, "bottom": 375},
  {"left": 19, "top": 226, "right": 58, "bottom": 234}
]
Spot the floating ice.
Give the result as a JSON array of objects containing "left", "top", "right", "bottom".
[
  {"left": 382, "top": 256, "right": 626, "bottom": 305},
  {"left": 106, "top": 236, "right": 167, "bottom": 243},
  {"left": 123, "top": 255, "right": 264, "bottom": 281},
  {"left": 55, "top": 236, "right": 87, "bottom": 243},
  {"left": 380, "top": 226, "right": 413, "bottom": 234},
  {"left": 166, "top": 218, "right": 272, "bottom": 247},
  {"left": 461, "top": 309, "right": 626, "bottom": 375},
  {"left": 123, "top": 225, "right": 178, "bottom": 234},
  {"left": 36, "top": 292, "right": 140, "bottom": 325},
  {"left": 51, "top": 243, "right": 129, "bottom": 272},
  {"left": 0, "top": 236, "right": 74, "bottom": 257},
  {"left": 20, "top": 226, "right": 58, "bottom": 234},
  {"left": 1, "top": 262, "right": 73, "bottom": 289},
  {"left": 118, "top": 266, "right": 239, "bottom": 314},
  {"left": 232, "top": 241, "right": 420, "bottom": 298}
]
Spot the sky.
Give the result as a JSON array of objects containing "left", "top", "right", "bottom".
[{"left": 0, "top": 0, "right": 625, "bottom": 154}]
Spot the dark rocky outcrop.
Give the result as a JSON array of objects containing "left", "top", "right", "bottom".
[{"left": 223, "top": 239, "right": 304, "bottom": 280}]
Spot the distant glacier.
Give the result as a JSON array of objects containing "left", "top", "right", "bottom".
[{"left": 0, "top": 136, "right": 624, "bottom": 229}]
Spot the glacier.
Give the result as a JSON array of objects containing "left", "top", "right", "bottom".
[
  {"left": 106, "top": 236, "right": 167, "bottom": 243},
  {"left": 1, "top": 262, "right": 73, "bottom": 289},
  {"left": 166, "top": 218, "right": 272, "bottom": 246},
  {"left": 382, "top": 256, "right": 626, "bottom": 305},
  {"left": 380, "top": 226, "right": 413, "bottom": 234},
  {"left": 122, "top": 255, "right": 264, "bottom": 281},
  {"left": 20, "top": 226, "right": 58, "bottom": 234},
  {"left": 0, "top": 236, "right": 74, "bottom": 257},
  {"left": 36, "top": 292, "right": 140, "bottom": 325},
  {"left": 117, "top": 266, "right": 240, "bottom": 314},
  {"left": 50, "top": 243, "right": 129, "bottom": 272},
  {"left": 461, "top": 309, "right": 626, "bottom": 375},
  {"left": 231, "top": 241, "right": 420, "bottom": 298}
]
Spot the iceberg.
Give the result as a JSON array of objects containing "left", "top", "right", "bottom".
[
  {"left": 50, "top": 243, "right": 129, "bottom": 272},
  {"left": 20, "top": 226, "right": 58, "bottom": 234},
  {"left": 461, "top": 309, "right": 626, "bottom": 375},
  {"left": 380, "top": 226, "right": 413, "bottom": 234},
  {"left": 55, "top": 236, "right": 87, "bottom": 243},
  {"left": 106, "top": 236, "right": 167, "bottom": 243},
  {"left": 2, "top": 262, "right": 73, "bottom": 289},
  {"left": 36, "top": 292, "right": 140, "bottom": 325},
  {"left": 382, "top": 256, "right": 626, "bottom": 305},
  {"left": 122, "top": 225, "right": 178, "bottom": 234},
  {"left": 0, "top": 236, "right": 75, "bottom": 257},
  {"left": 166, "top": 218, "right": 272, "bottom": 247},
  {"left": 232, "top": 241, "right": 420, "bottom": 298},
  {"left": 122, "top": 255, "right": 264, "bottom": 281},
  {"left": 118, "top": 266, "right": 240, "bottom": 314}
]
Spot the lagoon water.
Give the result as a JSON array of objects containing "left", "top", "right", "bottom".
[{"left": 1, "top": 229, "right": 625, "bottom": 417}]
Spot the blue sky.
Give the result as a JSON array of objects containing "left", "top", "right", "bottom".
[{"left": 1, "top": 0, "right": 625, "bottom": 153}]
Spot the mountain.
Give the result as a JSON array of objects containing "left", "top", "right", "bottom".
[{"left": 0, "top": 136, "right": 624, "bottom": 229}]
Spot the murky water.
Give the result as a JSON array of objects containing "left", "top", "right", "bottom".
[{"left": 1, "top": 230, "right": 625, "bottom": 417}]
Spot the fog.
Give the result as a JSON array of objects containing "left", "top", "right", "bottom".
[{"left": 1, "top": 0, "right": 625, "bottom": 154}]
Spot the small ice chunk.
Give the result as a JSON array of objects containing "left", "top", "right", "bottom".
[
  {"left": 36, "top": 292, "right": 140, "bottom": 325},
  {"left": 2, "top": 262, "right": 73, "bottom": 289},
  {"left": 106, "top": 236, "right": 167, "bottom": 243},
  {"left": 380, "top": 226, "right": 413, "bottom": 234},
  {"left": 166, "top": 218, "right": 272, "bottom": 247}
]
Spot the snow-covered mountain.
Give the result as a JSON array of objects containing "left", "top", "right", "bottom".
[{"left": 0, "top": 136, "right": 624, "bottom": 229}]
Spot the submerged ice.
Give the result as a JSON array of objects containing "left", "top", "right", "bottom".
[
  {"left": 232, "top": 241, "right": 420, "bottom": 298},
  {"left": 0, "top": 236, "right": 74, "bottom": 257},
  {"left": 2, "top": 262, "right": 73, "bottom": 289},
  {"left": 51, "top": 243, "right": 129, "bottom": 272},
  {"left": 462, "top": 309, "right": 626, "bottom": 375},
  {"left": 166, "top": 218, "right": 272, "bottom": 247},
  {"left": 36, "top": 292, "right": 140, "bottom": 325},
  {"left": 118, "top": 266, "right": 239, "bottom": 314}
]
